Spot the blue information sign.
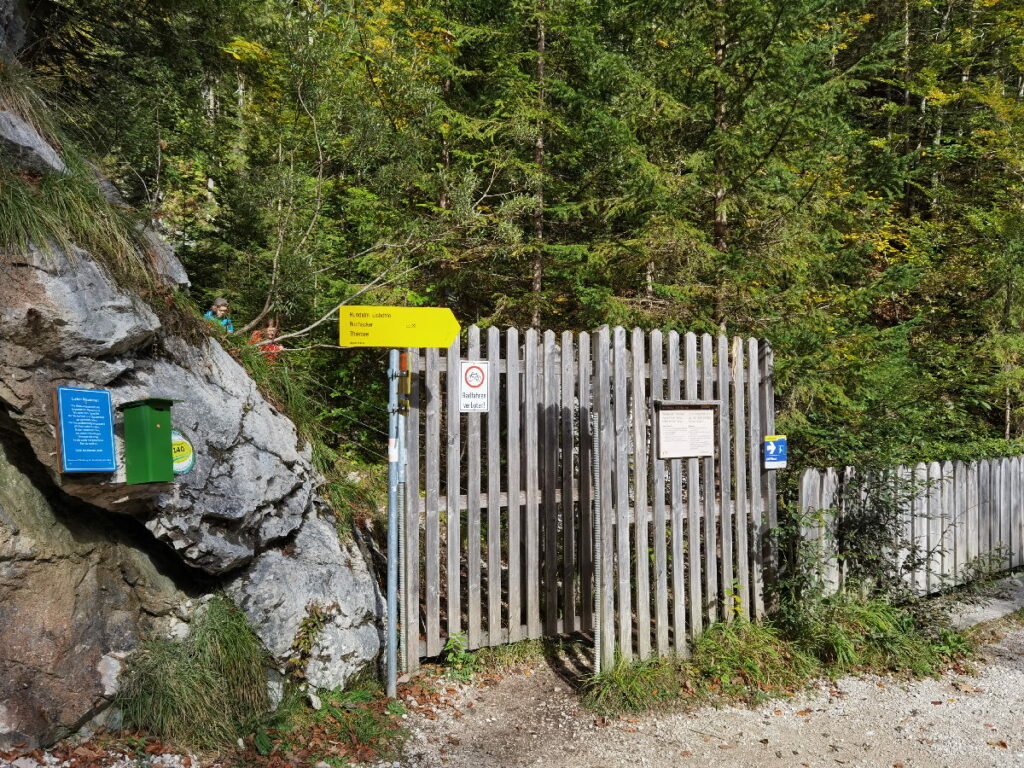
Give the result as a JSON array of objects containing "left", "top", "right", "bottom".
[
  {"left": 56, "top": 387, "right": 117, "bottom": 473},
  {"left": 763, "top": 434, "right": 788, "bottom": 470}
]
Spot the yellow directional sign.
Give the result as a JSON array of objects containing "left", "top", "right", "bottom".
[{"left": 339, "top": 306, "right": 461, "bottom": 348}]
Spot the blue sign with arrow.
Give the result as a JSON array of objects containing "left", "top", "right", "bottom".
[{"left": 763, "top": 434, "right": 787, "bottom": 470}]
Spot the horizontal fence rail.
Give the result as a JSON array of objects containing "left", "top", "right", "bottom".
[
  {"left": 402, "top": 325, "right": 777, "bottom": 670},
  {"left": 799, "top": 459, "right": 1024, "bottom": 595}
]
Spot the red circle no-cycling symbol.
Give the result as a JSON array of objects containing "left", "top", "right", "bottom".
[{"left": 464, "top": 365, "right": 486, "bottom": 389}]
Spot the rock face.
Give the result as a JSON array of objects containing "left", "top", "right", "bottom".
[
  {"left": 228, "top": 516, "right": 383, "bottom": 691},
  {"left": 0, "top": 424, "right": 188, "bottom": 748},
  {"left": 0, "top": 57, "right": 382, "bottom": 748}
]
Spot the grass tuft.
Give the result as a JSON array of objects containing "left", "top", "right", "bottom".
[
  {"left": 782, "top": 593, "right": 960, "bottom": 676},
  {"left": 473, "top": 638, "right": 547, "bottom": 671},
  {"left": 690, "top": 620, "right": 817, "bottom": 699},
  {"left": 116, "top": 595, "right": 271, "bottom": 750},
  {"left": 582, "top": 655, "right": 678, "bottom": 715},
  {"left": 581, "top": 596, "right": 975, "bottom": 717},
  {"left": 245, "top": 678, "right": 407, "bottom": 765}
]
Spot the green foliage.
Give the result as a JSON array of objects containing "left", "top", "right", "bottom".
[
  {"left": 15, "top": 0, "right": 1024, "bottom": 474},
  {"left": 287, "top": 602, "right": 336, "bottom": 680},
  {"left": 116, "top": 595, "right": 271, "bottom": 750},
  {"left": 441, "top": 632, "right": 478, "bottom": 682}
]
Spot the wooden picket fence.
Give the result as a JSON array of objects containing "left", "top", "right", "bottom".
[
  {"left": 798, "top": 459, "right": 1024, "bottom": 594},
  {"left": 401, "top": 325, "right": 778, "bottom": 671}
]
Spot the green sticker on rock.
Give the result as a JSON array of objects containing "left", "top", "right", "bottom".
[{"left": 171, "top": 429, "right": 195, "bottom": 475}]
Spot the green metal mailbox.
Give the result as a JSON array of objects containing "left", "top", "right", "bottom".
[{"left": 119, "top": 398, "right": 176, "bottom": 484}]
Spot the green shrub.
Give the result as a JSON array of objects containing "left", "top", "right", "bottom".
[
  {"left": 442, "top": 632, "right": 478, "bottom": 682},
  {"left": 116, "top": 595, "right": 271, "bottom": 749}
]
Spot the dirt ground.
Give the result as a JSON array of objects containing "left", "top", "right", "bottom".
[{"left": 401, "top": 622, "right": 1024, "bottom": 768}]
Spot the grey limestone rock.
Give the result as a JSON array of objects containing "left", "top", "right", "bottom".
[
  {"left": 0, "top": 109, "right": 66, "bottom": 175},
  {"left": 228, "top": 515, "right": 382, "bottom": 692},
  {"left": 0, "top": 431, "right": 187, "bottom": 750},
  {"left": 0, "top": 0, "right": 27, "bottom": 53}
]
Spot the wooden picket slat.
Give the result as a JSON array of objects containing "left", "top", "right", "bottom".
[
  {"left": 424, "top": 347, "right": 441, "bottom": 657},
  {"left": 650, "top": 330, "right": 670, "bottom": 654},
  {"left": 1011, "top": 460, "right": 1019, "bottom": 569},
  {"left": 746, "top": 338, "right": 763, "bottom": 618},
  {"left": 668, "top": 331, "right": 687, "bottom": 656},
  {"left": 524, "top": 329, "right": 541, "bottom": 638},
  {"left": 953, "top": 461, "right": 966, "bottom": 584},
  {"left": 466, "top": 327, "right": 482, "bottom": 647},
  {"left": 486, "top": 328, "right": 502, "bottom": 643},
  {"left": 684, "top": 332, "right": 703, "bottom": 641},
  {"left": 613, "top": 327, "right": 633, "bottom": 659},
  {"left": 543, "top": 330, "right": 559, "bottom": 635},
  {"left": 1002, "top": 458, "right": 1012, "bottom": 570},
  {"left": 701, "top": 333, "right": 718, "bottom": 624},
  {"left": 917, "top": 462, "right": 933, "bottom": 593},
  {"left": 596, "top": 327, "right": 615, "bottom": 669},
  {"left": 632, "top": 328, "right": 651, "bottom": 658},
  {"left": 800, "top": 469, "right": 822, "bottom": 554},
  {"left": 821, "top": 467, "right": 839, "bottom": 593},
  {"left": 940, "top": 461, "right": 953, "bottom": 584},
  {"left": 717, "top": 334, "right": 734, "bottom": 620},
  {"left": 968, "top": 461, "right": 980, "bottom": 572},
  {"left": 405, "top": 348, "right": 421, "bottom": 671},
  {"left": 578, "top": 332, "right": 593, "bottom": 632},
  {"left": 979, "top": 459, "right": 991, "bottom": 567},
  {"left": 561, "top": 330, "right": 577, "bottom": 635},
  {"left": 732, "top": 337, "right": 750, "bottom": 620},
  {"left": 506, "top": 329, "right": 522, "bottom": 642},
  {"left": 925, "top": 461, "right": 940, "bottom": 594},
  {"left": 446, "top": 336, "right": 462, "bottom": 638},
  {"left": 759, "top": 343, "right": 779, "bottom": 602}
]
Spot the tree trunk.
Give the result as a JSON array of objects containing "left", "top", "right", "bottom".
[
  {"left": 712, "top": 5, "right": 728, "bottom": 327},
  {"left": 531, "top": 5, "right": 546, "bottom": 329},
  {"left": 440, "top": 77, "right": 451, "bottom": 210}
]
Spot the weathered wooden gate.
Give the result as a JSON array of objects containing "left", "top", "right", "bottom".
[{"left": 401, "top": 325, "right": 777, "bottom": 671}]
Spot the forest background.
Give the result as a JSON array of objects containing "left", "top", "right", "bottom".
[{"left": 9, "top": 0, "right": 1024, "bottom": 475}]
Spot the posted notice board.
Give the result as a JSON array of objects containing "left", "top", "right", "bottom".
[
  {"left": 55, "top": 386, "right": 117, "bottom": 472},
  {"left": 657, "top": 408, "right": 715, "bottom": 459}
]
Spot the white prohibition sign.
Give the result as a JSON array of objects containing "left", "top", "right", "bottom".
[{"left": 459, "top": 360, "right": 490, "bottom": 412}]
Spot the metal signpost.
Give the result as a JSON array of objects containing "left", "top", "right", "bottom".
[{"left": 339, "top": 305, "right": 461, "bottom": 698}]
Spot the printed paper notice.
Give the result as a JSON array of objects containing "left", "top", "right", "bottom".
[{"left": 657, "top": 408, "right": 715, "bottom": 459}]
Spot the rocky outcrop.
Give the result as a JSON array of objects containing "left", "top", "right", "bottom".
[
  {"left": 228, "top": 515, "right": 383, "bottom": 691},
  {"left": 0, "top": 422, "right": 190, "bottom": 748},
  {"left": 0, "top": 57, "right": 382, "bottom": 748},
  {"left": 0, "top": 0, "right": 27, "bottom": 53},
  {"left": 0, "top": 109, "right": 66, "bottom": 174}
]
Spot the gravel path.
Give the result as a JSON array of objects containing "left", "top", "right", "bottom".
[{"left": 403, "top": 621, "right": 1024, "bottom": 768}]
